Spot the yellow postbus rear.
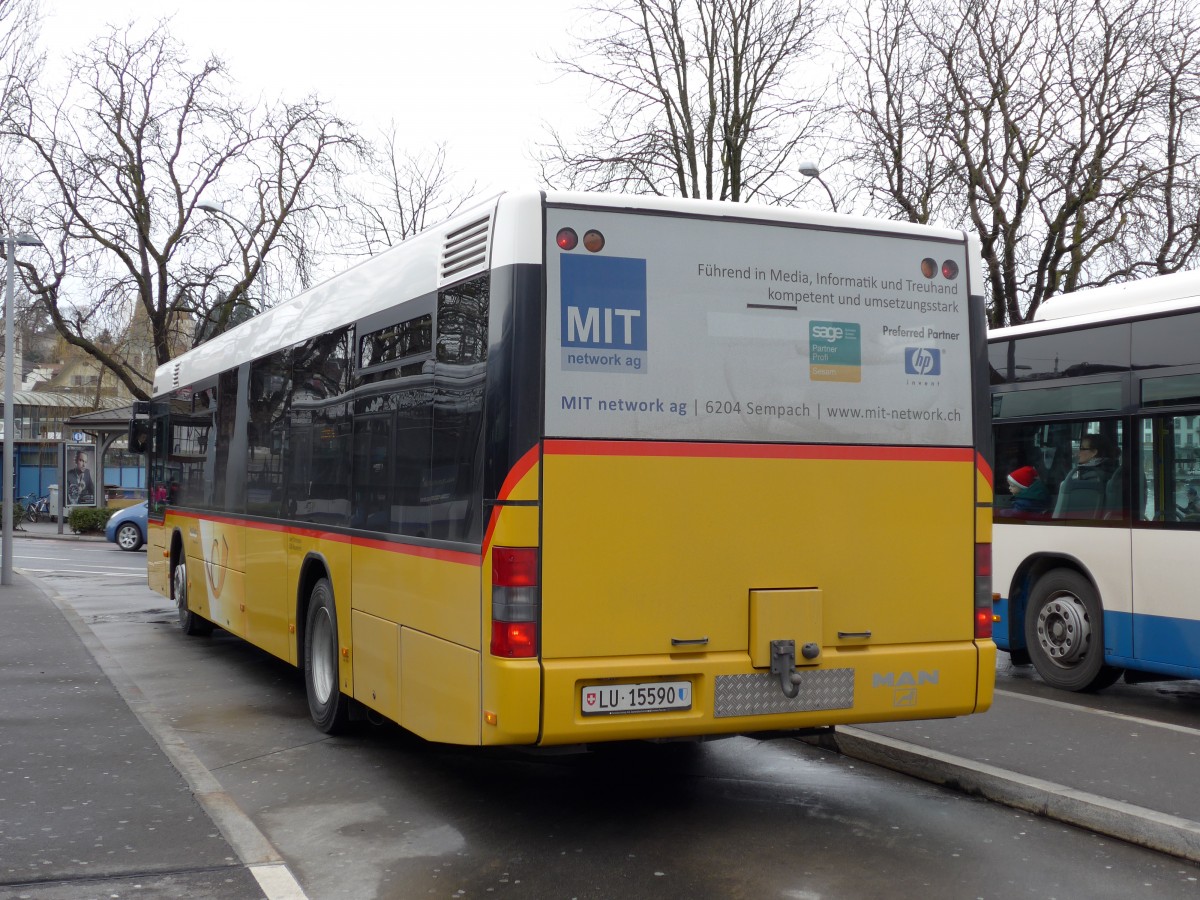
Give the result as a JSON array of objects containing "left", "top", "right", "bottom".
[{"left": 143, "top": 191, "right": 994, "bottom": 746}]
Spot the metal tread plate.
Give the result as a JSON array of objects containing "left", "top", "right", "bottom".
[{"left": 714, "top": 668, "right": 855, "bottom": 718}]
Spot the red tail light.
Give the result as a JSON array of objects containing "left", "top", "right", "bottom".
[
  {"left": 974, "top": 543, "right": 992, "bottom": 639},
  {"left": 491, "top": 621, "right": 537, "bottom": 658},
  {"left": 491, "top": 547, "right": 539, "bottom": 658},
  {"left": 494, "top": 547, "right": 538, "bottom": 587}
]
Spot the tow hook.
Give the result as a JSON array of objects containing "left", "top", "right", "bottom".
[{"left": 770, "top": 639, "right": 805, "bottom": 698}]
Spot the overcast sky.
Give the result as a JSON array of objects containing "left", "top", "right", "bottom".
[{"left": 40, "top": 0, "right": 587, "bottom": 196}]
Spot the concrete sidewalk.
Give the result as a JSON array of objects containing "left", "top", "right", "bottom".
[
  {"left": 12, "top": 518, "right": 106, "bottom": 542},
  {"left": 0, "top": 570, "right": 271, "bottom": 899},
  {"left": 805, "top": 687, "right": 1200, "bottom": 864}
]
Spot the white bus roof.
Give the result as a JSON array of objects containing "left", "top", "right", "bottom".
[
  {"left": 990, "top": 269, "right": 1200, "bottom": 341},
  {"left": 155, "top": 189, "right": 975, "bottom": 396}
]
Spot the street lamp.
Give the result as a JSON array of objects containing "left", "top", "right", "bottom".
[
  {"left": 799, "top": 159, "right": 839, "bottom": 213},
  {"left": 197, "top": 201, "right": 253, "bottom": 236},
  {"left": 3, "top": 231, "right": 43, "bottom": 586}
]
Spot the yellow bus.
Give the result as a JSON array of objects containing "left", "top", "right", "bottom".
[{"left": 139, "top": 190, "right": 995, "bottom": 746}]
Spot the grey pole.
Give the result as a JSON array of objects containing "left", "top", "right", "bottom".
[{"left": 3, "top": 232, "right": 43, "bottom": 585}]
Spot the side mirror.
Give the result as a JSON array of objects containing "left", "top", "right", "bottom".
[{"left": 128, "top": 420, "right": 150, "bottom": 454}]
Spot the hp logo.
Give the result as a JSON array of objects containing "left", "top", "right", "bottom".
[{"left": 905, "top": 347, "right": 941, "bottom": 376}]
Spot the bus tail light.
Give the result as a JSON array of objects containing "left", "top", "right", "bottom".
[
  {"left": 491, "top": 547, "right": 539, "bottom": 658},
  {"left": 975, "top": 543, "right": 993, "bottom": 639}
]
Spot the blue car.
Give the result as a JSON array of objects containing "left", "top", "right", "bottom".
[{"left": 105, "top": 501, "right": 147, "bottom": 551}]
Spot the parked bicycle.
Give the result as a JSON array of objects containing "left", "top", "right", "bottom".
[{"left": 18, "top": 492, "right": 47, "bottom": 525}]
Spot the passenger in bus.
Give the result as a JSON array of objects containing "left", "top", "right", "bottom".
[
  {"left": 1182, "top": 483, "right": 1200, "bottom": 519},
  {"left": 1052, "top": 434, "right": 1114, "bottom": 518},
  {"left": 1001, "top": 465, "right": 1049, "bottom": 516}
]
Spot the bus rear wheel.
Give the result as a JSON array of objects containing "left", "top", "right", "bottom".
[
  {"left": 304, "top": 578, "right": 350, "bottom": 734},
  {"left": 1024, "top": 569, "right": 1122, "bottom": 692},
  {"left": 173, "top": 561, "right": 213, "bottom": 637}
]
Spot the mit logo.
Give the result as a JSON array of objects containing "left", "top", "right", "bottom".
[{"left": 560, "top": 255, "right": 647, "bottom": 351}]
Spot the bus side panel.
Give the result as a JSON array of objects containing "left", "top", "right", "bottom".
[
  {"left": 147, "top": 519, "right": 169, "bottom": 596},
  {"left": 192, "top": 517, "right": 246, "bottom": 638},
  {"left": 993, "top": 524, "right": 1133, "bottom": 660},
  {"left": 1131, "top": 529, "right": 1200, "bottom": 671},
  {"left": 351, "top": 542, "right": 481, "bottom": 651},
  {"left": 349, "top": 539, "right": 484, "bottom": 737},
  {"left": 245, "top": 526, "right": 291, "bottom": 662},
  {"left": 401, "top": 628, "right": 481, "bottom": 745},
  {"left": 351, "top": 610, "right": 400, "bottom": 723}
]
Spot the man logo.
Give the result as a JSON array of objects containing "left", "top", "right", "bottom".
[{"left": 905, "top": 347, "right": 941, "bottom": 376}]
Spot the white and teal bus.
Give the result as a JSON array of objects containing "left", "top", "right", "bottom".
[{"left": 990, "top": 270, "right": 1200, "bottom": 691}]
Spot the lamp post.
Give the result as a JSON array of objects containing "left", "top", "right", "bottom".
[
  {"left": 798, "top": 160, "right": 839, "bottom": 212},
  {"left": 3, "top": 231, "right": 43, "bottom": 586}
]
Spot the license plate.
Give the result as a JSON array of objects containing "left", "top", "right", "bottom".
[{"left": 581, "top": 681, "right": 692, "bottom": 716}]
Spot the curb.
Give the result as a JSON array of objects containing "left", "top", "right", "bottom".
[
  {"left": 804, "top": 726, "right": 1200, "bottom": 864},
  {"left": 13, "top": 528, "right": 106, "bottom": 542}
]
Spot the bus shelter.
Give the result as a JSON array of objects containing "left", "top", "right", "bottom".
[{"left": 63, "top": 403, "right": 145, "bottom": 509}]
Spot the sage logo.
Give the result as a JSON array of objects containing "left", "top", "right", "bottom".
[
  {"left": 905, "top": 347, "right": 941, "bottom": 376},
  {"left": 809, "top": 320, "right": 861, "bottom": 383},
  {"left": 811, "top": 324, "right": 846, "bottom": 341}
]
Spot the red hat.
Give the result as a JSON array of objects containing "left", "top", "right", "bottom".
[{"left": 1008, "top": 466, "right": 1038, "bottom": 490}]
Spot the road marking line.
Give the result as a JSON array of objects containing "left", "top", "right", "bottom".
[
  {"left": 22, "top": 568, "right": 147, "bottom": 577},
  {"left": 995, "top": 688, "right": 1200, "bottom": 738},
  {"left": 251, "top": 863, "right": 309, "bottom": 900}
]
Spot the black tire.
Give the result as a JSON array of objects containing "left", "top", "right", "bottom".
[
  {"left": 1025, "top": 569, "right": 1123, "bottom": 692},
  {"left": 305, "top": 578, "right": 350, "bottom": 734},
  {"left": 116, "top": 522, "right": 143, "bottom": 551},
  {"left": 25, "top": 508, "right": 38, "bottom": 524},
  {"left": 173, "top": 560, "right": 213, "bottom": 637}
]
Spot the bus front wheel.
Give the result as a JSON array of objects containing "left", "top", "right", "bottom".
[
  {"left": 173, "top": 561, "right": 213, "bottom": 637},
  {"left": 1024, "top": 569, "right": 1122, "bottom": 692},
  {"left": 304, "top": 578, "right": 350, "bottom": 734}
]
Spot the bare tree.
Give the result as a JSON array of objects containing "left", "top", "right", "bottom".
[
  {"left": 843, "top": 0, "right": 1200, "bottom": 325},
  {"left": 342, "top": 129, "right": 474, "bottom": 257},
  {"left": 0, "top": 0, "right": 42, "bottom": 126},
  {"left": 540, "top": 0, "right": 834, "bottom": 202},
  {"left": 4, "top": 21, "right": 368, "bottom": 400}
]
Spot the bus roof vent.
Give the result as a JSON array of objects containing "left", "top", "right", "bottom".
[
  {"left": 172, "top": 362, "right": 181, "bottom": 389},
  {"left": 439, "top": 214, "right": 492, "bottom": 285}
]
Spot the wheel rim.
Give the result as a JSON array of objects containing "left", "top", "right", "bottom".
[
  {"left": 1035, "top": 590, "right": 1092, "bottom": 665},
  {"left": 118, "top": 525, "right": 139, "bottom": 549},
  {"left": 310, "top": 606, "right": 336, "bottom": 704},
  {"left": 173, "top": 563, "right": 188, "bottom": 625}
]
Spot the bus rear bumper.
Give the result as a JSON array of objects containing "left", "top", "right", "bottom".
[{"left": 537, "top": 642, "right": 994, "bottom": 746}]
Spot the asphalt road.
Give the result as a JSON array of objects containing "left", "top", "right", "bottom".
[{"left": 9, "top": 539, "right": 1200, "bottom": 899}]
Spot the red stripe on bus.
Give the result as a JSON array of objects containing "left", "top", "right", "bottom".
[
  {"left": 174, "top": 512, "right": 480, "bottom": 566},
  {"left": 482, "top": 444, "right": 543, "bottom": 555},
  {"left": 351, "top": 535, "right": 480, "bottom": 565},
  {"left": 976, "top": 451, "right": 994, "bottom": 487},
  {"left": 542, "top": 439, "right": 975, "bottom": 463}
]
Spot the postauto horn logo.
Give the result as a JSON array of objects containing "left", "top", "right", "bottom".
[{"left": 905, "top": 347, "right": 941, "bottom": 376}]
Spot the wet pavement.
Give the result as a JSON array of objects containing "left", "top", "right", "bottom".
[{"left": 4, "top": 519, "right": 1200, "bottom": 900}]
